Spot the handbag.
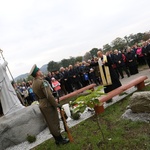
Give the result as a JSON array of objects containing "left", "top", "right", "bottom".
[{"left": 84, "top": 74, "right": 89, "bottom": 81}]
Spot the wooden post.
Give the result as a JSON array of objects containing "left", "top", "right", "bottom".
[{"left": 136, "top": 81, "right": 145, "bottom": 90}]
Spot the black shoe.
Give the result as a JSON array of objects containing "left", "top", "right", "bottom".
[
  {"left": 55, "top": 138, "right": 69, "bottom": 145},
  {"left": 54, "top": 135, "right": 70, "bottom": 145}
]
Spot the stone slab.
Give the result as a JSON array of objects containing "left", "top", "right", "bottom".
[{"left": 0, "top": 104, "right": 46, "bottom": 150}]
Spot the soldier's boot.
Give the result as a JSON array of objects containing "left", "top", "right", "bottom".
[{"left": 54, "top": 135, "right": 69, "bottom": 145}]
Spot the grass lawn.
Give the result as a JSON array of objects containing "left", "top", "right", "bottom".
[{"left": 32, "top": 85, "right": 150, "bottom": 150}]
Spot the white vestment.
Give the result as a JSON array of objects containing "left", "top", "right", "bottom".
[{"left": 0, "top": 61, "right": 24, "bottom": 115}]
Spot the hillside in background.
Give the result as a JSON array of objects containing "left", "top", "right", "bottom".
[
  {"left": 14, "top": 64, "right": 48, "bottom": 81},
  {"left": 40, "top": 64, "right": 48, "bottom": 73}
]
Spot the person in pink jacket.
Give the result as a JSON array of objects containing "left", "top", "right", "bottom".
[
  {"left": 51, "top": 77, "right": 61, "bottom": 97},
  {"left": 136, "top": 44, "right": 146, "bottom": 65}
]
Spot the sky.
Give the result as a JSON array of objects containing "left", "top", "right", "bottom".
[{"left": 0, "top": 0, "right": 150, "bottom": 78}]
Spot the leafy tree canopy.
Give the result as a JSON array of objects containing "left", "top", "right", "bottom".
[{"left": 47, "top": 61, "right": 60, "bottom": 72}]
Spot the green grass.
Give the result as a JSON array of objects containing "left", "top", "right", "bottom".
[{"left": 32, "top": 85, "right": 150, "bottom": 150}]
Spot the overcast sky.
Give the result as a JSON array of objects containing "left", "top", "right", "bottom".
[{"left": 0, "top": 0, "right": 150, "bottom": 78}]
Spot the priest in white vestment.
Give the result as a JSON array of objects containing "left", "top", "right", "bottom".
[{"left": 97, "top": 50, "right": 122, "bottom": 94}]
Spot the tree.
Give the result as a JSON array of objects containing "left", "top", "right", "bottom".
[
  {"left": 83, "top": 52, "right": 92, "bottom": 62},
  {"left": 26, "top": 75, "right": 33, "bottom": 81},
  {"left": 136, "top": 33, "right": 144, "bottom": 42},
  {"left": 111, "top": 37, "right": 126, "bottom": 50},
  {"left": 47, "top": 61, "right": 60, "bottom": 72},
  {"left": 103, "top": 44, "right": 112, "bottom": 53},
  {"left": 61, "top": 59, "right": 70, "bottom": 68},
  {"left": 143, "top": 32, "right": 150, "bottom": 41},
  {"left": 128, "top": 33, "right": 144, "bottom": 45},
  {"left": 89, "top": 48, "right": 99, "bottom": 57},
  {"left": 69, "top": 57, "right": 76, "bottom": 66},
  {"left": 124, "top": 36, "right": 129, "bottom": 46},
  {"left": 75, "top": 56, "right": 83, "bottom": 63}
]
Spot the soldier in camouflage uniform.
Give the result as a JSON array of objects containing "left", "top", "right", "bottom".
[{"left": 29, "top": 64, "right": 69, "bottom": 145}]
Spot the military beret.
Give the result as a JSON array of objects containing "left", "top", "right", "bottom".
[{"left": 29, "top": 64, "right": 39, "bottom": 77}]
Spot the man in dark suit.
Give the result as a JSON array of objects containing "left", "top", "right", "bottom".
[{"left": 114, "top": 49, "right": 130, "bottom": 79}]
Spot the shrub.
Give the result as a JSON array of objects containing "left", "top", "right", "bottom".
[
  {"left": 26, "top": 134, "right": 36, "bottom": 143},
  {"left": 71, "top": 111, "right": 81, "bottom": 120}
]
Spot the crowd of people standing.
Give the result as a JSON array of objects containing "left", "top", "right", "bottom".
[
  {"left": 44, "top": 40, "right": 150, "bottom": 97},
  {"left": 14, "top": 39, "right": 150, "bottom": 105},
  {"left": 12, "top": 80, "right": 37, "bottom": 106}
]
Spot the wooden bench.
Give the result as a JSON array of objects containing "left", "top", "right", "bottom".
[
  {"left": 59, "top": 83, "right": 96, "bottom": 101},
  {"left": 99, "top": 76, "right": 148, "bottom": 103}
]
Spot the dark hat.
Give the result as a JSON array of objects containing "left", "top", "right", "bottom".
[{"left": 29, "top": 64, "right": 39, "bottom": 77}]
